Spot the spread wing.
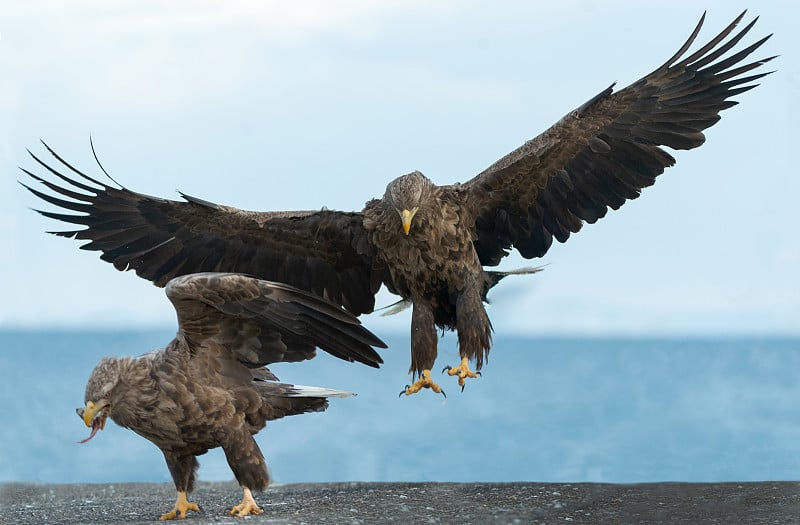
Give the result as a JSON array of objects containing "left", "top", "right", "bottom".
[
  {"left": 165, "top": 272, "right": 386, "bottom": 367},
  {"left": 20, "top": 144, "right": 387, "bottom": 315},
  {"left": 461, "top": 12, "right": 775, "bottom": 266}
]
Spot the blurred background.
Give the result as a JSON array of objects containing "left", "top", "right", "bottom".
[
  {"left": 3, "top": 333, "right": 800, "bottom": 484},
  {"left": 1, "top": 1, "right": 798, "bottom": 484}
]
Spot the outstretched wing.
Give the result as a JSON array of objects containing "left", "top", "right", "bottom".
[
  {"left": 166, "top": 272, "right": 386, "bottom": 367},
  {"left": 461, "top": 12, "right": 775, "bottom": 266},
  {"left": 20, "top": 143, "right": 387, "bottom": 315}
]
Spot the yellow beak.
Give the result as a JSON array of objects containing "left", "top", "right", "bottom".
[
  {"left": 400, "top": 208, "right": 418, "bottom": 236},
  {"left": 79, "top": 400, "right": 106, "bottom": 429}
]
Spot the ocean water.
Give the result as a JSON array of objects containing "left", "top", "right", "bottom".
[{"left": 1, "top": 331, "right": 798, "bottom": 485}]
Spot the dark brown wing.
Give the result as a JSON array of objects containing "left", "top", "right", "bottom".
[
  {"left": 20, "top": 143, "right": 387, "bottom": 315},
  {"left": 166, "top": 272, "right": 386, "bottom": 367},
  {"left": 461, "top": 12, "right": 775, "bottom": 266}
]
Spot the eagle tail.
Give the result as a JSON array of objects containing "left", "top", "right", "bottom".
[
  {"left": 285, "top": 384, "right": 355, "bottom": 398},
  {"left": 482, "top": 266, "right": 545, "bottom": 302}
]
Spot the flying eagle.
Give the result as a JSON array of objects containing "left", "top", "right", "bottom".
[
  {"left": 23, "top": 12, "right": 773, "bottom": 396},
  {"left": 76, "top": 272, "right": 385, "bottom": 520}
]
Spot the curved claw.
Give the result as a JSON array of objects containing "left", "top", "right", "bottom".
[
  {"left": 444, "top": 357, "right": 480, "bottom": 392},
  {"left": 400, "top": 369, "right": 444, "bottom": 397},
  {"left": 229, "top": 487, "right": 263, "bottom": 517},
  {"left": 160, "top": 491, "right": 200, "bottom": 521}
]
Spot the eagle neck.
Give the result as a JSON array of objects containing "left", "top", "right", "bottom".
[{"left": 108, "top": 353, "right": 159, "bottom": 430}]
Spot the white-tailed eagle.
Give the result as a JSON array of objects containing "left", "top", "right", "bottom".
[{"left": 76, "top": 272, "right": 385, "bottom": 519}]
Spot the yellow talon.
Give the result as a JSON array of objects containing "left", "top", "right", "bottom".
[
  {"left": 444, "top": 357, "right": 480, "bottom": 391},
  {"left": 160, "top": 491, "right": 200, "bottom": 521},
  {"left": 400, "top": 369, "right": 446, "bottom": 397},
  {"left": 229, "top": 487, "right": 264, "bottom": 517}
]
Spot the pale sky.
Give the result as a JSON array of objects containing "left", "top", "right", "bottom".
[{"left": 2, "top": 1, "right": 798, "bottom": 335}]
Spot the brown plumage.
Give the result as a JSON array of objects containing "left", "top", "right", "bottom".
[
  {"left": 76, "top": 272, "right": 385, "bottom": 519},
  {"left": 23, "top": 12, "right": 773, "bottom": 394}
]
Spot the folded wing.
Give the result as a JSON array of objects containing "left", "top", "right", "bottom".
[{"left": 165, "top": 272, "right": 386, "bottom": 367}]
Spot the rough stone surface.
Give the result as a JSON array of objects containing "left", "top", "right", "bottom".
[{"left": 2, "top": 481, "right": 800, "bottom": 524}]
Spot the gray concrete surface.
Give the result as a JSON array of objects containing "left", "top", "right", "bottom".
[{"left": 2, "top": 481, "right": 800, "bottom": 524}]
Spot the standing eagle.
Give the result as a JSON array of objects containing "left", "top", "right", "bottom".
[
  {"left": 76, "top": 272, "right": 385, "bottom": 519},
  {"left": 23, "top": 12, "right": 773, "bottom": 396}
]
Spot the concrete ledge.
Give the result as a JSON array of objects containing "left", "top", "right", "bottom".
[{"left": 2, "top": 481, "right": 800, "bottom": 524}]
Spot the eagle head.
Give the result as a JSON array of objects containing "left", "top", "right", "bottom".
[
  {"left": 76, "top": 357, "right": 122, "bottom": 444},
  {"left": 383, "top": 171, "right": 433, "bottom": 235}
]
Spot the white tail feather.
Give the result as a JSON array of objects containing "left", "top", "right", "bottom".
[
  {"left": 378, "top": 299, "right": 412, "bottom": 317},
  {"left": 287, "top": 385, "right": 356, "bottom": 398}
]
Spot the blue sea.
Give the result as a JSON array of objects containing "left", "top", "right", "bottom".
[{"left": 1, "top": 331, "right": 799, "bottom": 485}]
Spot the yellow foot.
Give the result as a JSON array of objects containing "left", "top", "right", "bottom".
[
  {"left": 160, "top": 491, "right": 200, "bottom": 520},
  {"left": 229, "top": 487, "right": 264, "bottom": 517},
  {"left": 400, "top": 369, "right": 446, "bottom": 397},
  {"left": 443, "top": 357, "right": 481, "bottom": 391}
]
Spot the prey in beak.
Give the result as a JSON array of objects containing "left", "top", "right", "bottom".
[
  {"left": 399, "top": 207, "right": 419, "bottom": 235},
  {"left": 77, "top": 400, "right": 110, "bottom": 444}
]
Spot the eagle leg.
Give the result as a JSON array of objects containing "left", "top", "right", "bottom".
[
  {"left": 399, "top": 369, "right": 446, "bottom": 398},
  {"left": 445, "top": 286, "right": 489, "bottom": 392},
  {"left": 442, "top": 357, "right": 481, "bottom": 392},
  {"left": 159, "top": 491, "right": 200, "bottom": 521},
  {"left": 229, "top": 487, "right": 264, "bottom": 517},
  {"left": 401, "top": 302, "right": 444, "bottom": 397}
]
